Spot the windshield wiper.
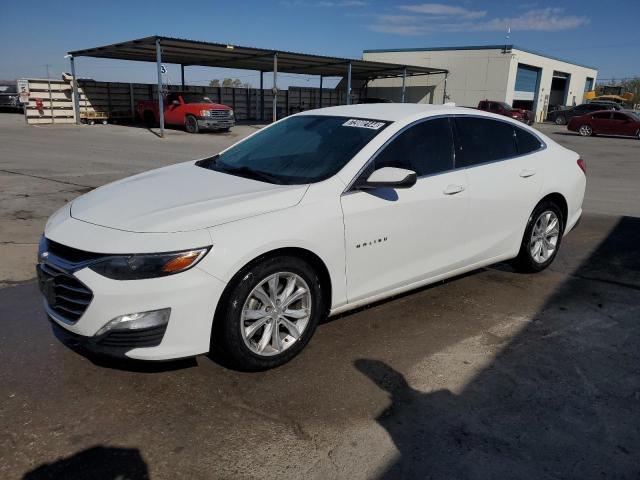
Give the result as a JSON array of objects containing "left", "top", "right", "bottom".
[{"left": 217, "top": 165, "right": 283, "bottom": 184}]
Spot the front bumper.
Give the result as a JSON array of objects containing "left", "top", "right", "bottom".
[
  {"left": 197, "top": 116, "right": 234, "bottom": 130},
  {"left": 39, "top": 252, "right": 227, "bottom": 361},
  {"left": 49, "top": 315, "right": 168, "bottom": 358}
]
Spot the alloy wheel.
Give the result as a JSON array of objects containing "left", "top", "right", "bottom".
[
  {"left": 240, "top": 272, "right": 312, "bottom": 357},
  {"left": 579, "top": 125, "right": 592, "bottom": 136},
  {"left": 530, "top": 210, "right": 560, "bottom": 264}
]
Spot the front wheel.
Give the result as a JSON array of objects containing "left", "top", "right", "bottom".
[
  {"left": 578, "top": 124, "right": 593, "bottom": 136},
  {"left": 555, "top": 115, "right": 566, "bottom": 125},
  {"left": 213, "top": 256, "right": 325, "bottom": 371},
  {"left": 185, "top": 115, "right": 199, "bottom": 134},
  {"left": 513, "top": 201, "right": 564, "bottom": 273}
]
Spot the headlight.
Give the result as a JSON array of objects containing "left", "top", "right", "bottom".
[
  {"left": 228, "top": 109, "right": 234, "bottom": 117},
  {"left": 200, "top": 109, "right": 211, "bottom": 117},
  {"left": 89, "top": 247, "right": 210, "bottom": 280}
]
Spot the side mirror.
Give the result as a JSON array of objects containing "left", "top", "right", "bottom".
[
  {"left": 355, "top": 166, "right": 417, "bottom": 190},
  {"left": 171, "top": 99, "right": 180, "bottom": 106}
]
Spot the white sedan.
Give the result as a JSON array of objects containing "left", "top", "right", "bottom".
[{"left": 38, "top": 104, "right": 586, "bottom": 370}]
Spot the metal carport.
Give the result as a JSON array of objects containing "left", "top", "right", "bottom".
[{"left": 67, "top": 35, "right": 448, "bottom": 137}]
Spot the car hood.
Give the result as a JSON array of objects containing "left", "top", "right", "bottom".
[
  {"left": 196, "top": 103, "right": 230, "bottom": 110},
  {"left": 70, "top": 161, "right": 308, "bottom": 233}
]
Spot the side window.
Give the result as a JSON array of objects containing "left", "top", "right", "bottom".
[
  {"left": 374, "top": 118, "right": 454, "bottom": 177},
  {"left": 453, "top": 117, "right": 517, "bottom": 168},
  {"left": 514, "top": 127, "right": 542, "bottom": 155}
]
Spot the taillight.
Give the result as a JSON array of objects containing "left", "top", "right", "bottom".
[{"left": 577, "top": 158, "right": 586, "bottom": 174}]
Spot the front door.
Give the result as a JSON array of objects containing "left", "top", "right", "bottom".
[{"left": 341, "top": 117, "right": 470, "bottom": 302}]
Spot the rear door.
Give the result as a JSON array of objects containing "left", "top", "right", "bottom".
[
  {"left": 452, "top": 116, "right": 544, "bottom": 263},
  {"left": 590, "top": 112, "right": 613, "bottom": 134},
  {"left": 609, "top": 112, "right": 636, "bottom": 136},
  {"left": 341, "top": 117, "right": 469, "bottom": 302}
]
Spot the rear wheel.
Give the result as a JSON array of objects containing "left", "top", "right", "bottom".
[
  {"left": 554, "top": 115, "right": 566, "bottom": 125},
  {"left": 513, "top": 201, "right": 564, "bottom": 273},
  {"left": 185, "top": 115, "right": 199, "bottom": 134},
  {"left": 143, "top": 111, "right": 155, "bottom": 128},
  {"left": 578, "top": 124, "right": 593, "bottom": 136},
  {"left": 213, "top": 255, "right": 325, "bottom": 371}
]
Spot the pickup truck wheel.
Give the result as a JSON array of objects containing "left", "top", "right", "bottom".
[
  {"left": 185, "top": 115, "right": 199, "bottom": 134},
  {"left": 143, "top": 111, "right": 155, "bottom": 128},
  {"left": 554, "top": 115, "right": 566, "bottom": 125}
]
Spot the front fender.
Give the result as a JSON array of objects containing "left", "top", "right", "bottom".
[{"left": 198, "top": 199, "right": 347, "bottom": 310}]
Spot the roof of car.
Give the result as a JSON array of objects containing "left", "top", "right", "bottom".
[{"left": 299, "top": 103, "right": 465, "bottom": 122}]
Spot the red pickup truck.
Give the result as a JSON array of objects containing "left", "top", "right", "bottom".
[
  {"left": 477, "top": 100, "right": 534, "bottom": 125},
  {"left": 137, "top": 92, "right": 234, "bottom": 133}
]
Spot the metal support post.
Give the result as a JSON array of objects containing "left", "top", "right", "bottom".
[
  {"left": 401, "top": 67, "right": 407, "bottom": 103},
  {"left": 272, "top": 53, "right": 278, "bottom": 122},
  {"left": 155, "top": 38, "right": 165, "bottom": 137},
  {"left": 346, "top": 62, "right": 352, "bottom": 105},
  {"left": 69, "top": 56, "right": 81, "bottom": 124}
]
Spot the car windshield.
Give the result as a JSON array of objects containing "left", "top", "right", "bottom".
[
  {"left": 628, "top": 111, "right": 640, "bottom": 121},
  {"left": 181, "top": 94, "right": 214, "bottom": 104},
  {"left": 200, "top": 115, "right": 389, "bottom": 185},
  {"left": 498, "top": 102, "right": 512, "bottom": 110}
]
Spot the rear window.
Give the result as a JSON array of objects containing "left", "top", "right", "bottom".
[
  {"left": 514, "top": 127, "right": 542, "bottom": 155},
  {"left": 453, "top": 117, "right": 517, "bottom": 167}
]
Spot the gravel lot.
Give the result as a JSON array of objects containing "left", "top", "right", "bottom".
[{"left": 1, "top": 112, "right": 639, "bottom": 479}]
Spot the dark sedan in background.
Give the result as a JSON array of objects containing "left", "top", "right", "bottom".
[
  {"left": 568, "top": 110, "right": 640, "bottom": 138},
  {"left": 0, "top": 84, "right": 22, "bottom": 111},
  {"left": 548, "top": 102, "right": 623, "bottom": 125}
]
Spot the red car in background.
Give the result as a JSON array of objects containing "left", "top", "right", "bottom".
[
  {"left": 477, "top": 100, "right": 534, "bottom": 125},
  {"left": 567, "top": 110, "right": 640, "bottom": 139},
  {"left": 137, "top": 92, "right": 234, "bottom": 133}
]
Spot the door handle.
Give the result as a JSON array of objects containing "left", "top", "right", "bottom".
[
  {"left": 519, "top": 168, "right": 536, "bottom": 178},
  {"left": 443, "top": 184, "right": 465, "bottom": 195}
]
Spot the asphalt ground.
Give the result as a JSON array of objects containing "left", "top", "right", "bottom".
[{"left": 1, "top": 112, "right": 639, "bottom": 479}]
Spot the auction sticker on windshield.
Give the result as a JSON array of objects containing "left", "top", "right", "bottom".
[{"left": 343, "top": 119, "right": 386, "bottom": 130}]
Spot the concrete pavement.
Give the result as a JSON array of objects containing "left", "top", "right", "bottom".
[{"left": 1, "top": 113, "right": 639, "bottom": 479}]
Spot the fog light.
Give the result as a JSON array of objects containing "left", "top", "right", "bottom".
[{"left": 95, "top": 308, "right": 171, "bottom": 337}]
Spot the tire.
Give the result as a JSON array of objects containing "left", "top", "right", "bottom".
[
  {"left": 554, "top": 115, "right": 566, "bottom": 125},
  {"left": 143, "top": 111, "right": 155, "bottom": 128},
  {"left": 578, "top": 124, "right": 593, "bottom": 137},
  {"left": 213, "top": 255, "right": 325, "bottom": 371},
  {"left": 513, "top": 200, "right": 565, "bottom": 273},
  {"left": 185, "top": 115, "right": 199, "bottom": 134}
]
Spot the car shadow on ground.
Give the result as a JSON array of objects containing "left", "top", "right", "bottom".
[
  {"left": 356, "top": 215, "right": 640, "bottom": 479},
  {"left": 22, "top": 445, "right": 149, "bottom": 480}
]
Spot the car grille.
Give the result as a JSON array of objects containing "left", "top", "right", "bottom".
[
  {"left": 37, "top": 238, "right": 101, "bottom": 324},
  {"left": 38, "top": 262, "right": 93, "bottom": 323},
  {"left": 206, "top": 110, "right": 232, "bottom": 119}
]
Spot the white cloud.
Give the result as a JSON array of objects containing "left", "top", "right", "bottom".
[
  {"left": 399, "top": 3, "right": 487, "bottom": 20},
  {"left": 369, "top": 6, "right": 589, "bottom": 36}
]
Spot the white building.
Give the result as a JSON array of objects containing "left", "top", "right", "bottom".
[{"left": 363, "top": 45, "right": 598, "bottom": 122}]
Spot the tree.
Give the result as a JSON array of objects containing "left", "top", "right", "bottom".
[{"left": 209, "top": 79, "right": 220, "bottom": 87}]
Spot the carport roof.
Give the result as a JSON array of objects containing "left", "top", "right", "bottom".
[{"left": 68, "top": 35, "right": 448, "bottom": 80}]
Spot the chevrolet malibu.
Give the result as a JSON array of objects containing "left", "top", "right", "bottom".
[{"left": 38, "top": 104, "right": 586, "bottom": 370}]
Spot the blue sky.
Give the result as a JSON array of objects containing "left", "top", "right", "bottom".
[{"left": 0, "top": 0, "right": 637, "bottom": 88}]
